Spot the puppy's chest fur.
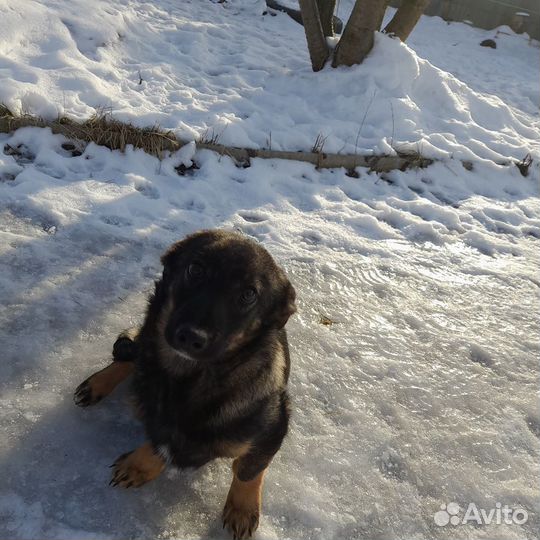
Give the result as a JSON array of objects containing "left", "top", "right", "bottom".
[{"left": 132, "top": 331, "right": 289, "bottom": 469}]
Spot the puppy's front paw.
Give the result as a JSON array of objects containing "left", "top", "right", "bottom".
[
  {"left": 74, "top": 378, "right": 102, "bottom": 407},
  {"left": 110, "top": 451, "right": 143, "bottom": 488},
  {"left": 74, "top": 362, "right": 134, "bottom": 408},
  {"left": 110, "top": 443, "right": 165, "bottom": 488},
  {"left": 222, "top": 498, "right": 259, "bottom": 540}
]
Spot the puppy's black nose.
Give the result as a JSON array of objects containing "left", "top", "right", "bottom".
[{"left": 175, "top": 326, "right": 209, "bottom": 354}]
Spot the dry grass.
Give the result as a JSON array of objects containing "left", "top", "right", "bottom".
[
  {"left": 0, "top": 104, "right": 13, "bottom": 117},
  {"left": 0, "top": 106, "right": 180, "bottom": 157},
  {"left": 311, "top": 132, "right": 329, "bottom": 154},
  {"left": 199, "top": 127, "right": 221, "bottom": 146},
  {"left": 79, "top": 112, "right": 179, "bottom": 156}
]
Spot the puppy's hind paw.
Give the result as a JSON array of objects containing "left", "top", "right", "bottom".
[{"left": 113, "top": 335, "right": 138, "bottom": 362}]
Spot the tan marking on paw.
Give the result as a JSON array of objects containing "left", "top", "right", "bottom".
[
  {"left": 110, "top": 442, "right": 165, "bottom": 488},
  {"left": 74, "top": 362, "right": 134, "bottom": 407},
  {"left": 222, "top": 460, "right": 265, "bottom": 539}
]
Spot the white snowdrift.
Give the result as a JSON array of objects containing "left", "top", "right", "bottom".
[{"left": 0, "top": 0, "right": 538, "bottom": 162}]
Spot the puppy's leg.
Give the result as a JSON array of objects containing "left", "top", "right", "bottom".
[
  {"left": 74, "top": 328, "right": 139, "bottom": 407},
  {"left": 74, "top": 361, "right": 134, "bottom": 407},
  {"left": 223, "top": 455, "right": 268, "bottom": 540},
  {"left": 110, "top": 442, "right": 165, "bottom": 488},
  {"left": 223, "top": 395, "right": 290, "bottom": 539},
  {"left": 112, "top": 327, "right": 140, "bottom": 362}
]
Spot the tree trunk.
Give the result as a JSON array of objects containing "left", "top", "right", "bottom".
[
  {"left": 440, "top": 0, "right": 452, "bottom": 22},
  {"left": 332, "top": 0, "right": 388, "bottom": 67},
  {"left": 316, "top": 0, "right": 336, "bottom": 36},
  {"left": 298, "top": 0, "right": 330, "bottom": 71},
  {"left": 383, "top": 0, "right": 430, "bottom": 41}
]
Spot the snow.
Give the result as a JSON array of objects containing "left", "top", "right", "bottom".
[
  {"left": 1, "top": 0, "right": 539, "bottom": 161},
  {"left": 0, "top": 1, "right": 539, "bottom": 540}
]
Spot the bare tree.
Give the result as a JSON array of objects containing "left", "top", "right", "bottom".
[
  {"left": 384, "top": 0, "right": 431, "bottom": 41},
  {"left": 299, "top": 0, "right": 329, "bottom": 71},
  {"left": 317, "top": 0, "right": 337, "bottom": 36},
  {"left": 333, "top": 0, "right": 388, "bottom": 67},
  {"left": 299, "top": 0, "right": 429, "bottom": 71}
]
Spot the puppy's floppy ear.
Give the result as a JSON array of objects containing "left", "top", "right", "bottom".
[
  {"left": 274, "top": 281, "right": 297, "bottom": 329},
  {"left": 160, "top": 230, "right": 219, "bottom": 280},
  {"left": 160, "top": 239, "right": 186, "bottom": 281}
]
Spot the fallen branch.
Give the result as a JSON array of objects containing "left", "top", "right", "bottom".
[
  {"left": 265, "top": 0, "right": 343, "bottom": 34},
  {"left": 197, "top": 140, "right": 431, "bottom": 172}
]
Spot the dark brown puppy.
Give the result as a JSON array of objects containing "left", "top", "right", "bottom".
[{"left": 74, "top": 229, "right": 296, "bottom": 539}]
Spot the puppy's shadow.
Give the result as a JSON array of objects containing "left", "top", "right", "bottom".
[{"left": 0, "top": 379, "right": 230, "bottom": 539}]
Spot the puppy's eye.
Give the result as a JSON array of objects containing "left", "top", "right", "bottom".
[
  {"left": 240, "top": 287, "right": 257, "bottom": 305},
  {"left": 186, "top": 262, "right": 205, "bottom": 282}
]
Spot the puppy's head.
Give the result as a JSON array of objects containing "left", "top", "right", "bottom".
[{"left": 156, "top": 230, "right": 296, "bottom": 366}]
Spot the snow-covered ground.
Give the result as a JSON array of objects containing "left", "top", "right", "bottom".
[
  {"left": 1, "top": 1, "right": 539, "bottom": 539},
  {"left": 1, "top": 0, "right": 539, "bottom": 160}
]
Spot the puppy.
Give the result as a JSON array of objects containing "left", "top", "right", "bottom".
[{"left": 74, "top": 229, "right": 296, "bottom": 539}]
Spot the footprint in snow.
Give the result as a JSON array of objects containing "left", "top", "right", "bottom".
[
  {"left": 135, "top": 182, "right": 160, "bottom": 200},
  {"left": 525, "top": 414, "right": 540, "bottom": 439},
  {"left": 6, "top": 204, "right": 58, "bottom": 234},
  {"left": 469, "top": 344, "right": 495, "bottom": 368},
  {"left": 377, "top": 451, "right": 409, "bottom": 482},
  {"left": 408, "top": 185, "right": 425, "bottom": 196},
  {"left": 34, "top": 163, "right": 66, "bottom": 180},
  {"left": 3, "top": 143, "right": 35, "bottom": 164},
  {"left": 60, "top": 142, "right": 83, "bottom": 157},
  {"left": 100, "top": 215, "right": 132, "bottom": 227},
  {"left": 301, "top": 231, "right": 322, "bottom": 245},
  {"left": 0, "top": 172, "right": 18, "bottom": 183},
  {"left": 182, "top": 199, "right": 206, "bottom": 212},
  {"left": 239, "top": 213, "right": 267, "bottom": 223},
  {"left": 430, "top": 191, "right": 456, "bottom": 206},
  {"left": 524, "top": 227, "right": 540, "bottom": 239}
]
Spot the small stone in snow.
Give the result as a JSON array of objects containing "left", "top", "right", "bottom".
[{"left": 480, "top": 39, "right": 497, "bottom": 49}]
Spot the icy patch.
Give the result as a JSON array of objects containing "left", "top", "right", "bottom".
[{"left": 0, "top": 494, "right": 108, "bottom": 540}]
